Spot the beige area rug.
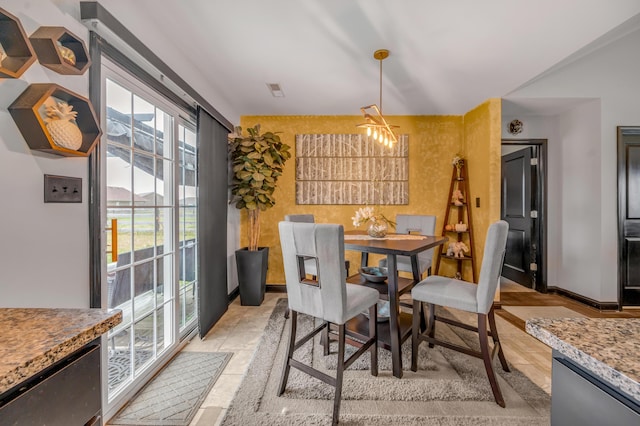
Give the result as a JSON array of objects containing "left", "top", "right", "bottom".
[
  {"left": 221, "top": 299, "right": 549, "bottom": 425},
  {"left": 503, "top": 306, "right": 586, "bottom": 322}
]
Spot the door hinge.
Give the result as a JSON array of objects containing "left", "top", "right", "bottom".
[
  {"left": 531, "top": 158, "right": 538, "bottom": 166},
  {"left": 530, "top": 210, "right": 538, "bottom": 218},
  {"left": 530, "top": 263, "right": 538, "bottom": 271}
]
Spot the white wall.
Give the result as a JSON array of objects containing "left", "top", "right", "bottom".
[
  {"left": 504, "top": 23, "right": 640, "bottom": 303},
  {"left": 0, "top": 0, "right": 92, "bottom": 307},
  {"left": 0, "top": 0, "right": 240, "bottom": 306}
]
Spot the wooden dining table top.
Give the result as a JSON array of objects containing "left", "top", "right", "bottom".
[{"left": 344, "top": 230, "right": 448, "bottom": 256}]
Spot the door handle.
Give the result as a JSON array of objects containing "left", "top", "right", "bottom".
[{"left": 106, "top": 218, "right": 118, "bottom": 262}]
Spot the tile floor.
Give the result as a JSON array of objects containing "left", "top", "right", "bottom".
[{"left": 186, "top": 280, "right": 557, "bottom": 425}]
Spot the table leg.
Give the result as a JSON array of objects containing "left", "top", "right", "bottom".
[
  {"left": 410, "top": 255, "right": 426, "bottom": 332},
  {"left": 386, "top": 254, "right": 403, "bottom": 378},
  {"left": 410, "top": 255, "right": 421, "bottom": 282},
  {"left": 360, "top": 252, "right": 369, "bottom": 268}
]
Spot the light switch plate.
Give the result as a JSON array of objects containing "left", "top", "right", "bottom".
[{"left": 44, "top": 174, "right": 82, "bottom": 203}]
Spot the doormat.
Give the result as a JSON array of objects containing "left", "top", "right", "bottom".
[{"left": 110, "top": 351, "right": 232, "bottom": 426}]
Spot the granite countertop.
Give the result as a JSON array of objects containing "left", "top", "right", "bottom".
[
  {"left": 526, "top": 317, "right": 640, "bottom": 403},
  {"left": 0, "top": 308, "right": 122, "bottom": 395}
]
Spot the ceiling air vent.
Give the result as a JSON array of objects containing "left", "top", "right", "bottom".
[{"left": 267, "top": 83, "right": 285, "bottom": 97}]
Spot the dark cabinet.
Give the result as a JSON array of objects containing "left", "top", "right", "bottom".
[
  {"left": 0, "top": 342, "right": 102, "bottom": 426},
  {"left": 551, "top": 351, "right": 640, "bottom": 426}
]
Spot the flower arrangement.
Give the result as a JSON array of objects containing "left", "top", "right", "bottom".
[
  {"left": 452, "top": 155, "right": 464, "bottom": 169},
  {"left": 452, "top": 154, "right": 465, "bottom": 179},
  {"left": 352, "top": 206, "right": 395, "bottom": 237},
  {"left": 352, "top": 206, "right": 395, "bottom": 227}
]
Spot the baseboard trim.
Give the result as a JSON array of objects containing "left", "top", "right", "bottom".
[
  {"left": 266, "top": 284, "right": 287, "bottom": 293},
  {"left": 547, "top": 286, "right": 620, "bottom": 311},
  {"left": 228, "top": 287, "right": 240, "bottom": 302}
]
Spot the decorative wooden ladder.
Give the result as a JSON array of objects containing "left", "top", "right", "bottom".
[{"left": 434, "top": 161, "right": 477, "bottom": 282}]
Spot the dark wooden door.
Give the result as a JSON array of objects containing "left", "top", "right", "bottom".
[
  {"left": 618, "top": 126, "right": 640, "bottom": 306},
  {"left": 501, "top": 148, "right": 533, "bottom": 288}
]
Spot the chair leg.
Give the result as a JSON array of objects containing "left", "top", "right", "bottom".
[
  {"left": 369, "top": 304, "right": 378, "bottom": 376},
  {"left": 488, "top": 307, "right": 510, "bottom": 372},
  {"left": 284, "top": 307, "right": 290, "bottom": 319},
  {"left": 411, "top": 300, "right": 421, "bottom": 372},
  {"left": 322, "top": 321, "right": 330, "bottom": 356},
  {"left": 332, "top": 324, "right": 346, "bottom": 425},
  {"left": 419, "top": 301, "right": 427, "bottom": 333},
  {"left": 426, "top": 303, "right": 436, "bottom": 348},
  {"left": 278, "top": 310, "right": 297, "bottom": 396},
  {"left": 478, "top": 313, "right": 505, "bottom": 407}
]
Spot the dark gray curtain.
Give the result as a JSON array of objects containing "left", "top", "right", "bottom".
[{"left": 197, "top": 106, "right": 229, "bottom": 337}]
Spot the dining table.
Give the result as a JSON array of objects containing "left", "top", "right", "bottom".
[{"left": 343, "top": 230, "right": 448, "bottom": 378}]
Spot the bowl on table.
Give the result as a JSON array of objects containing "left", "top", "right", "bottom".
[
  {"left": 359, "top": 266, "right": 388, "bottom": 282},
  {"left": 361, "top": 299, "right": 390, "bottom": 322}
]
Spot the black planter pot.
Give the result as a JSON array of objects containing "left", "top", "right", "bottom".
[{"left": 235, "top": 246, "right": 269, "bottom": 306}]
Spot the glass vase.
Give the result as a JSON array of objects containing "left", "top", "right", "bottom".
[{"left": 367, "top": 218, "right": 388, "bottom": 238}]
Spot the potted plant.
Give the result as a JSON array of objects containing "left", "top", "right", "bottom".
[{"left": 229, "top": 124, "right": 291, "bottom": 305}]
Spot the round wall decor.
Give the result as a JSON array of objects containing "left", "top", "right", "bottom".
[{"left": 508, "top": 119, "right": 523, "bottom": 135}]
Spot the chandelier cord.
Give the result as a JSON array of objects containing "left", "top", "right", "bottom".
[{"left": 379, "top": 56, "right": 383, "bottom": 114}]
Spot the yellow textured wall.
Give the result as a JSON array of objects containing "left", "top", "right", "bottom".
[
  {"left": 238, "top": 115, "right": 463, "bottom": 284},
  {"left": 462, "top": 98, "right": 502, "bottom": 281}
]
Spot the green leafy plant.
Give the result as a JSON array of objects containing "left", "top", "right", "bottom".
[{"left": 229, "top": 124, "right": 291, "bottom": 251}]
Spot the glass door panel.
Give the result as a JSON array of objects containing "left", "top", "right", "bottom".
[
  {"left": 104, "top": 75, "right": 181, "bottom": 401},
  {"left": 178, "top": 124, "right": 198, "bottom": 335}
]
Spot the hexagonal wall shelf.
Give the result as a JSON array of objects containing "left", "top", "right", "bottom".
[
  {"left": 0, "top": 7, "right": 37, "bottom": 78},
  {"left": 9, "top": 83, "right": 102, "bottom": 157},
  {"left": 29, "top": 26, "right": 91, "bottom": 75}
]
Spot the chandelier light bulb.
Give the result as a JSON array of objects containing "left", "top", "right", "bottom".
[
  {"left": 373, "top": 130, "right": 378, "bottom": 139},
  {"left": 367, "top": 127, "right": 372, "bottom": 137}
]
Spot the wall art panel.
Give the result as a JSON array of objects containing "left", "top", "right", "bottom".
[{"left": 295, "top": 134, "right": 409, "bottom": 205}]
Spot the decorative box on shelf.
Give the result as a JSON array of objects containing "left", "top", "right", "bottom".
[
  {"left": 8, "top": 83, "right": 102, "bottom": 157},
  {"left": 0, "top": 7, "right": 37, "bottom": 78},
  {"left": 29, "top": 26, "right": 91, "bottom": 75}
]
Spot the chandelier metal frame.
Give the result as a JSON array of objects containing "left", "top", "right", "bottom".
[{"left": 356, "top": 49, "right": 398, "bottom": 146}]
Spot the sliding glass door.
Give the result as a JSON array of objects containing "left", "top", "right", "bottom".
[
  {"left": 177, "top": 123, "right": 198, "bottom": 335},
  {"left": 101, "top": 58, "right": 197, "bottom": 414}
]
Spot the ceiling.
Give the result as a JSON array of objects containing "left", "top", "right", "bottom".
[{"left": 87, "top": 0, "right": 640, "bottom": 123}]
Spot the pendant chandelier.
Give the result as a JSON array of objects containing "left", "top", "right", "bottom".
[{"left": 356, "top": 49, "right": 398, "bottom": 147}]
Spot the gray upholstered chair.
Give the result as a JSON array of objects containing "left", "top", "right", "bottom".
[
  {"left": 284, "top": 214, "right": 350, "bottom": 277},
  {"left": 284, "top": 214, "right": 319, "bottom": 276},
  {"left": 283, "top": 214, "right": 351, "bottom": 321},
  {"left": 379, "top": 214, "right": 436, "bottom": 279},
  {"left": 410, "top": 220, "right": 510, "bottom": 407},
  {"left": 278, "top": 222, "right": 379, "bottom": 425}
]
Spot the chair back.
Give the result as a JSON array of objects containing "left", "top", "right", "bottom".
[
  {"left": 476, "top": 220, "right": 509, "bottom": 314},
  {"left": 284, "top": 214, "right": 315, "bottom": 223},
  {"left": 396, "top": 214, "right": 437, "bottom": 265},
  {"left": 279, "top": 221, "right": 347, "bottom": 324}
]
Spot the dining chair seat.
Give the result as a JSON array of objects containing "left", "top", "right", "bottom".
[{"left": 411, "top": 276, "right": 478, "bottom": 313}]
